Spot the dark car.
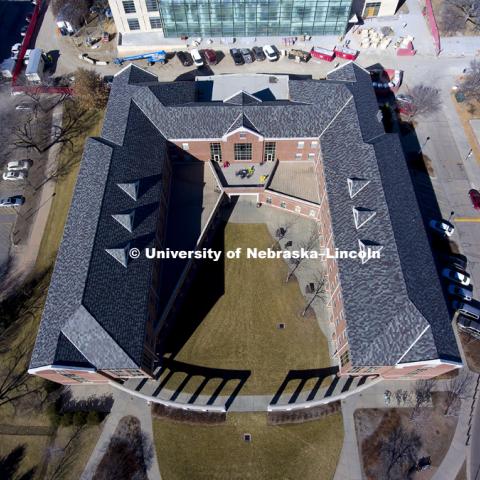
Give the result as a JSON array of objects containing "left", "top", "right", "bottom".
[
  {"left": 240, "top": 48, "right": 253, "bottom": 63},
  {"left": 176, "top": 51, "right": 193, "bottom": 66},
  {"left": 443, "top": 253, "right": 468, "bottom": 272},
  {"left": 0, "top": 195, "right": 25, "bottom": 207},
  {"left": 252, "top": 46, "right": 265, "bottom": 61},
  {"left": 202, "top": 49, "right": 217, "bottom": 65},
  {"left": 230, "top": 48, "right": 244, "bottom": 65},
  {"left": 469, "top": 188, "right": 480, "bottom": 210}
]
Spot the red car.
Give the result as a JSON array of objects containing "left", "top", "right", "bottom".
[
  {"left": 202, "top": 49, "right": 217, "bottom": 65},
  {"left": 469, "top": 189, "right": 480, "bottom": 210}
]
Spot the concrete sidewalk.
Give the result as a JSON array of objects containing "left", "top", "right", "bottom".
[{"left": 81, "top": 388, "right": 162, "bottom": 480}]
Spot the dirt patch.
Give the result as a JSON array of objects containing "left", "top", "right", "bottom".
[
  {"left": 459, "top": 331, "right": 480, "bottom": 373},
  {"left": 355, "top": 395, "right": 458, "bottom": 480},
  {"left": 268, "top": 401, "right": 341, "bottom": 425},
  {"left": 152, "top": 404, "right": 226, "bottom": 424},
  {"left": 431, "top": 0, "right": 479, "bottom": 36}
]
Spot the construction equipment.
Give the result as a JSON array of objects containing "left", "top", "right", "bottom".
[{"left": 114, "top": 50, "right": 166, "bottom": 65}]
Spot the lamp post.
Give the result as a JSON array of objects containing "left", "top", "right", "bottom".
[
  {"left": 418, "top": 136, "right": 431, "bottom": 154},
  {"left": 448, "top": 211, "right": 455, "bottom": 223}
]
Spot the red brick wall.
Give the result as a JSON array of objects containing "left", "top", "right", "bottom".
[
  {"left": 171, "top": 135, "right": 320, "bottom": 163},
  {"left": 32, "top": 368, "right": 110, "bottom": 385},
  {"left": 259, "top": 191, "right": 320, "bottom": 219}
]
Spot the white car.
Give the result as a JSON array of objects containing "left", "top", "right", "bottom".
[
  {"left": 429, "top": 219, "right": 454, "bottom": 237},
  {"left": 263, "top": 45, "right": 278, "bottom": 61},
  {"left": 3, "top": 171, "right": 26, "bottom": 181},
  {"left": 448, "top": 284, "right": 473, "bottom": 302},
  {"left": 191, "top": 49, "right": 203, "bottom": 67},
  {"left": 0, "top": 196, "right": 25, "bottom": 207},
  {"left": 7, "top": 159, "right": 31, "bottom": 171},
  {"left": 442, "top": 268, "right": 471, "bottom": 287}
]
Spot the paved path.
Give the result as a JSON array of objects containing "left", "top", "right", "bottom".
[{"left": 81, "top": 388, "right": 162, "bottom": 480}]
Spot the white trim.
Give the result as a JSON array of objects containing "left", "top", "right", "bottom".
[
  {"left": 223, "top": 126, "right": 264, "bottom": 141},
  {"left": 113, "top": 63, "right": 158, "bottom": 79},
  {"left": 28, "top": 364, "right": 97, "bottom": 374},
  {"left": 264, "top": 188, "right": 320, "bottom": 208},
  {"left": 326, "top": 60, "right": 370, "bottom": 78},
  {"left": 223, "top": 90, "right": 262, "bottom": 104},
  {"left": 319, "top": 97, "right": 353, "bottom": 138},
  {"left": 393, "top": 359, "right": 463, "bottom": 369}
]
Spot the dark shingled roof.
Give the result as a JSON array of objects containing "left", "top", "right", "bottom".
[{"left": 30, "top": 64, "right": 459, "bottom": 373}]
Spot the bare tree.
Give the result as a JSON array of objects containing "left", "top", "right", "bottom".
[
  {"left": 271, "top": 219, "right": 296, "bottom": 249},
  {"left": 285, "top": 227, "right": 320, "bottom": 283},
  {"left": 0, "top": 343, "right": 40, "bottom": 408},
  {"left": 72, "top": 68, "right": 110, "bottom": 111},
  {"left": 444, "top": 370, "right": 474, "bottom": 415},
  {"left": 301, "top": 272, "right": 328, "bottom": 317},
  {"left": 410, "top": 379, "right": 434, "bottom": 421},
  {"left": 406, "top": 85, "right": 442, "bottom": 119},
  {"left": 52, "top": 0, "right": 91, "bottom": 29},
  {"left": 441, "top": 0, "right": 480, "bottom": 35},
  {"left": 46, "top": 426, "right": 84, "bottom": 480},
  {"left": 460, "top": 59, "right": 480, "bottom": 106},
  {"left": 12, "top": 102, "right": 94, "bottom": 154},
  {"left": 377, "top": 424, "right": 421, "bottom": 480}
]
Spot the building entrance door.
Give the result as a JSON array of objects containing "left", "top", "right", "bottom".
[
  {"left": 265, "top": 153, "right": 274, "bottom": 162},
  {"left": 364, "top": 2, "right": 381, "bottom": 16},
  {"left": 213, "top": 154, "right": 221, "bottom": 162}
]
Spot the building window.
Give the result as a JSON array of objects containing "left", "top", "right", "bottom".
[
  {"left": 295, "top": 153, "right": 302, "bottom": 160},
  {"left": 149, "top": 17, "right": 162, "bottom": 29},
  {"left": 309, "top": 209, "right": 316, "bottom": 217},
  {"left": 308, "top": 153, "right": 315, "bottom": 160},
  {"left": 406, "top": 367, "right": 429, "bottom": 376},
  {"left": 311, "top": 141, "right": 318, "bottom": 148},
  {"left": 295, "top": 205, "right": 301, "bottom": 213},
  {"left": 59, "top": 372, "right": 86, "bottom": 382},
  {"left": 182, "top": 143, "right": 189, "bottom": 151},
  {"left": 127, "top": 18, "right": 140, "bottom": 30},
  {"left": 145, "top": 0, "right": 158, "bottom": 12},
  {"left": 340, "top": 350, "right": 350, "bottom": 367},
  {"left": 264, "top": 142, "right": 276, "bottom": 161},
  {"left": 266, "top": 197, "right": 272, "bottom": 204},
  {"left": 280, "top": 202, "right": 286, "bottom": 208},
  {"left": 239, "top": 132, "right": 246, "bottom": 139},
  {"left": 297, "top": 141, "right": 304, "bottom": 149},
  {"left": 210, "top": 142, "right": 222, "bottom": 161},
  {"left": 364, "top": 2, "right": 381, "bottom": 17},
  {"left": 365, "top": 367, "right": 379, "bottom": 373},
  {"left": 123, "top": 0, "right": 136, "bottom": 14},
  {"left": 234, "top": 143, "right": 252, "bottom": 161}
]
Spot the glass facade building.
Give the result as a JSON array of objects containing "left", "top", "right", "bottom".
[{"left": 157, "top": 0, "right": 352, "bottom": 38}]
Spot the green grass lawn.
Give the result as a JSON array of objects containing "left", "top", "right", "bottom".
[
  {"left": 153, "top": 412, "right": 344, "bottom": 480},
  {"left": 160, "top": 223, "right": 333, "bottom": 395}
]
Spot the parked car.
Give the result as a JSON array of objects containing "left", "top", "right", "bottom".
[
  {"left": 26, "top": 13, "right": 33, "bottom": 23},
  {"left": 454, "top": 301, "right": 480, "bottom": 320},
  {"left": 252, "top": 46, "right": 265, "bottom": 61},
  {"left": 448, "top": 284, "right": 473, "bottom": 302},
  {"left": 230, "top": 48, "right": 244, "bottom": 65},
  {"left": 429, "top": 219, "right": 454, "bottom": 237},
  {"left": 469, "top": 189, "right": 480, "bottom": 210},
  {"left": 442, "top": 268, "right": 471, "bottom": 286},
  {"left": 176, "top": 51, "right": 193, "bottom": 66},
  {"left": 7, "top": 159, "right": 31, "bottom": 171},
  {"left": 190, "top": 49, "right": 203, "bottom": 67},
  {"left": 202, "top": 49, "right": 217, "bottom": 65},
  {"left": 3, "top": 171, "right": 26, "bottom": 181},
  {"left": 457, "top": 315, "right": 480, "bottom": 339},
  {"left": 263, "top": 44, "right": 278, "bottom": 61},
  {"left": 0, "top": 196, "right": 25, "bottom": 207},
  {"left": 15, "top": 103, "right": 33, "bottom": 111},
  {"left": 240, "top": 48, "right": 253, "bottom": 63},
  {"left": 20, "top": 25, "right": 29, "bottom": 37},
  {"left": 443, "top": 254, "right": 468, "bottom": 272}
]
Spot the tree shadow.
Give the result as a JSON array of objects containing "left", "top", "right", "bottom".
[
  {"left": 60, "top": 390, "right": 114, "bottom": 413},
  {"left": 0, "top": 445, "right": 37, "bottom": 480}
]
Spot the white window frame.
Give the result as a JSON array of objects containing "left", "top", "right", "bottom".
[
  {"left": 297, "top": 141, "right": 304, "bottom": 149},
  {"left": 182, "top": 143, "right": 189, "bottom": 151}
]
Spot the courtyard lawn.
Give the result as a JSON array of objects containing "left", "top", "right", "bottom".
[
  {"left": 162, "top": 223, "right": 332, "bottom": 395},
  {"left": 153, "top": 412, "right": 343, "bottom": 480}
]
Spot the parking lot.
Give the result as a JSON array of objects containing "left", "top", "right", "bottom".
[{"left": 0, "top": 1, "right": 33, "bottom": 62}]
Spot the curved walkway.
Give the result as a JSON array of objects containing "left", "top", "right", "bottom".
[{"left": 112, "top": 369, "right": 379, "bottom": 413}]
